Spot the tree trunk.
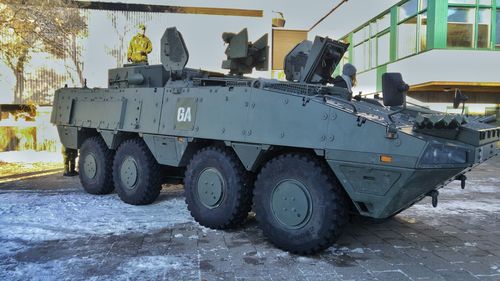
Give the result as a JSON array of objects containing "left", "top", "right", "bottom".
[
  {"left": 70, "top": 34, "right": 85, "bottom": 87},
  {"left": 12, "top": 52, "right": 28, "bottom": 103}
]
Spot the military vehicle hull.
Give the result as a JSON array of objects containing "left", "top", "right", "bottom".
[
  {"left": 51, "top": 27, "right": 499, "bottom": 254},
  {"left": 52, "top": 82, "right": 498, "bottom": 217}
]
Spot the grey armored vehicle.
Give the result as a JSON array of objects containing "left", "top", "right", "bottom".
[{"left": 51, "top": 27, "right": 499, "bottom": 254}]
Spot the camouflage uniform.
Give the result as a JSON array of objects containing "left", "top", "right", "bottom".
[
  {"left": 62, "top": 146, "right": 78, "bottom": 177},
  {"left": 127, "top": 33, "right": 152, "bottom": 64}
]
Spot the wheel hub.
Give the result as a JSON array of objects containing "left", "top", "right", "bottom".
[
  {"left": 271, "top": 179, "right": 313, "bottom": 229},
  {"left": 197, "top": 168, "right": 224, "bottom": 208},
  {"left": 83, "top": 154, "right": 97, "bottom": 179},
  {"left": 120, "top": 156, "right": 138, "bottom": 189}
]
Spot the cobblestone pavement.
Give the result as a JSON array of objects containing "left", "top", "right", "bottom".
[{"left": 0, "top": 156, "right": 499, "bottom": 281}]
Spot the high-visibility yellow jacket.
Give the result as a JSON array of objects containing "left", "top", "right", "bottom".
[{"left": 127, "top": 34, "right": 152, "bottom": 63}]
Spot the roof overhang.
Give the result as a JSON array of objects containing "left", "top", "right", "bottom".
[{"left": 410, "top": 81, "right": 500, "bottom": 93}]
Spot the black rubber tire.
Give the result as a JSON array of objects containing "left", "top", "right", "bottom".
[
  {"left": 253, "top": 153, "right": 349, "bottom": 255},
  {"left": 78, "top": 136, "right": 115, "bottom": 195},
  {"left": 184, "top": 146, "right": 253, "bottom": 229},
  {"left": 113, "top": 138, "right": 162, "bottom": 205}
]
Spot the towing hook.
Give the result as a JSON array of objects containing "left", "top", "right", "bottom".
[
  {"left": 357, "top": 116, "right": 367, "bottom": 127},
  {"left": 302, "top": 97, "right": 310, "bottom": 106},
  {"left": 427, "top": 190, "right": 439, "bottom": 208},
  {"left": 455, "top": 174, "right": 467, "bottom": 189}
]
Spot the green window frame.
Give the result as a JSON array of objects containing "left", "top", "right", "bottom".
[
  {"left": 350, "top": 11, "right": 392, "bottom": 73},
  {"left": 396, "top": 0, "right": 428, "bottom": 60},
  {"left": 447, "top": 0, "right": 497, "bottom": 49},
  {"left": 495, "top": 1, "right": 499, "bottom": 48}
]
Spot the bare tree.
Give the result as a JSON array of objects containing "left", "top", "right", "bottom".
[{"left": 0, "top": 0, "right": 87, "bottom": 103}]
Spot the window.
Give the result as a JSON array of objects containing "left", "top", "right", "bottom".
[
  {"left": 353, "top": 42, "right": 369, "bottom": 72},
  {"left": 376, "top": 13, "right": 391, "bottom": 33},
  {"left": 496, "top": 11, "right": 500, "bottom": 48},
  {"left": 351, "top": 11, "right": 392, "bottom": 72},
  {"left": 353, "top": 25, "right": 369, "bottom": 46},
  {"left": 397, "top": 0, "right": 428, "bottom": 59},
  {"left": 447, "top": 0, "right": 496, "bottom": 49},
  {"left": 399, "top": 0, "right": 418, "bottom": 21},
  {"left": 377, "top": 32, "right": 391, "bottom": 65},
  {"left": 398, "top": 16, "right": 418, "bottom": 58},
  {"left": 370, "top": 38, "right": 377, "bottom": 67},
  {"left": 447, "top": 7, "right": 475, "bottom": 47},
  {"left": 419, "top": 12, "right": 428, "bottom": 51},
  {"left": 421, "top": 0, "right": 428, "bottom": 10},
  {"left": 477, "top": 9, "right": 491, "bottom": 48}
]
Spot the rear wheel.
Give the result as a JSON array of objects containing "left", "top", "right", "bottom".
[
  {"left": 78, "top": 136, "right": 115, "bottom": 195},
  {"left": 184, "top": 146, "right": 252, "bottom": 229},
  {"left": 113, "top": 138, "right": 162, "bottom": 205},
  {"left": 253, "top": 153, "right": 348, "bottom": 255}
]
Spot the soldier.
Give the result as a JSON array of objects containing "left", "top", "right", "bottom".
[
  {"left": 127, "top": 23, "right": 153, "bottom": 64},
  {"left": 330, "top": 63, "right": 357, "bottom": 93},
  {"left": 62, "top": 146, "right": 78, "bottom": 177}
]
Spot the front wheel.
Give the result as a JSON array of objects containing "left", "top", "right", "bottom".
[
  {"left": 253, "top": 153, "right": 348, "bottom": 255},
  {"left": 78, "top": 136, "right": 114, "bottom": 195},
  {"left": 113, "top": 138, "right": 162, "bottom": 205},
  {"left": 184, "top": 146, "right": 253, "bottom": 229}
]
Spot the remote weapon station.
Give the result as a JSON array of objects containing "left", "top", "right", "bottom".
[{"left": 52, "top": 27, "right": 499, "bottom": 254}]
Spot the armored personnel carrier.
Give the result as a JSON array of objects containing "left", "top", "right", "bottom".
[{"left": 51, "top": 27, "right": 499, "bottom": 254}]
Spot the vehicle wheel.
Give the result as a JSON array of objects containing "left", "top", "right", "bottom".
[
  {"left": 113, "top": 138, "right": 162, "bottom": 205},
  {"left": 253, "top": 153, "right": 349, "bottom": 255},
  {"left": 184, "top": 146, "right": 253, "bottom": 229},
  {"left": 78, "top": 136, "right": 115, "bottom": 195}
]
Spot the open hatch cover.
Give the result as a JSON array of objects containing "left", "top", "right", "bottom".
[{"left": 284, "top": 36, "right": 349, "bottom": 84}]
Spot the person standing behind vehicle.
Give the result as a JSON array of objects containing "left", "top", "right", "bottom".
[
  {"left": 330, "top": 63, "right": 357, "bottom": 93},
  {"left": 62, "top": 146, "right": 78, "bottom": 177},
  {"left": 127, "top": 24, "right": 152, "bottom": 64}
]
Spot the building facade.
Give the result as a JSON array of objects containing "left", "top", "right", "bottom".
[{"left": 310, "top": 0, "right": 500, "bottom": 116}]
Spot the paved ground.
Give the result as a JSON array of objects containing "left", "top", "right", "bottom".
[{"left": 0, "top": 157, "right": 499, "bottom": 281}]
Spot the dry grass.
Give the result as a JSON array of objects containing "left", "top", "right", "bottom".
[{"left": 0, "top": 161, "right": 63, "bottom": 179}]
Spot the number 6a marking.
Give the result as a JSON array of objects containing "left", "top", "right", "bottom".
[{"left": 177, "top": 107, "right": 192, "bottom": 122}]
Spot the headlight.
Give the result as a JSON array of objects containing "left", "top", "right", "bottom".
[{"left": 420, "top": 143, "right": 467, "bottom": 166}]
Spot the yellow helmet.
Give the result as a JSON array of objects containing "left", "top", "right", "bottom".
[{"left": 138, "top": 23, "right": 146, "bottom": 30}]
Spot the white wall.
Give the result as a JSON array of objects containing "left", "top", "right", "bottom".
[
  {"left": 388, "top": 49, "right": 500, "bottom": 85},
  {"left": 353, "top": 49, "right": 500, "bottom": 95}
]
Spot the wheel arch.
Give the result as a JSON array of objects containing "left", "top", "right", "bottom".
[
  {"left": 250, "top": 147, "right": 354, "bottom": 209},
  {"left": 100, "top": 130, "right": 138, "bottom": 150},
  {"left": 57, "top": 126, "right": 98, "bottom": 149},
  {"left": 142, "top": 135, "right": 226, "bottom": 168}
]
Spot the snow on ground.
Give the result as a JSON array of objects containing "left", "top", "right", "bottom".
[
  {"left": 0, "top": 191, "right": 193, "bottom": 243},
  {"left": 406, "top": 199, "right": 500, "bottom": 217},
  {"left": 115, "top": 255, "right": 198, "bottom": 280},
  {"left": 4, "top": 257, "right": 101, "bottom": 281},
  {"left": 0, "top": 188, "right": 198, "bottom": 281},
  {"left": 405, "top": 176, "right": 500, "bottom": 216},
  {"left": 0, "top": 150, "right": 62, "bottom": 163}
]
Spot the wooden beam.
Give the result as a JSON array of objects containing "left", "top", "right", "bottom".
[
  {"left": 410, "top": 81, "right": 500, "bottom": 93},
  {"left": 73, "top": 1, "right": 263, "bottom": 17}
]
